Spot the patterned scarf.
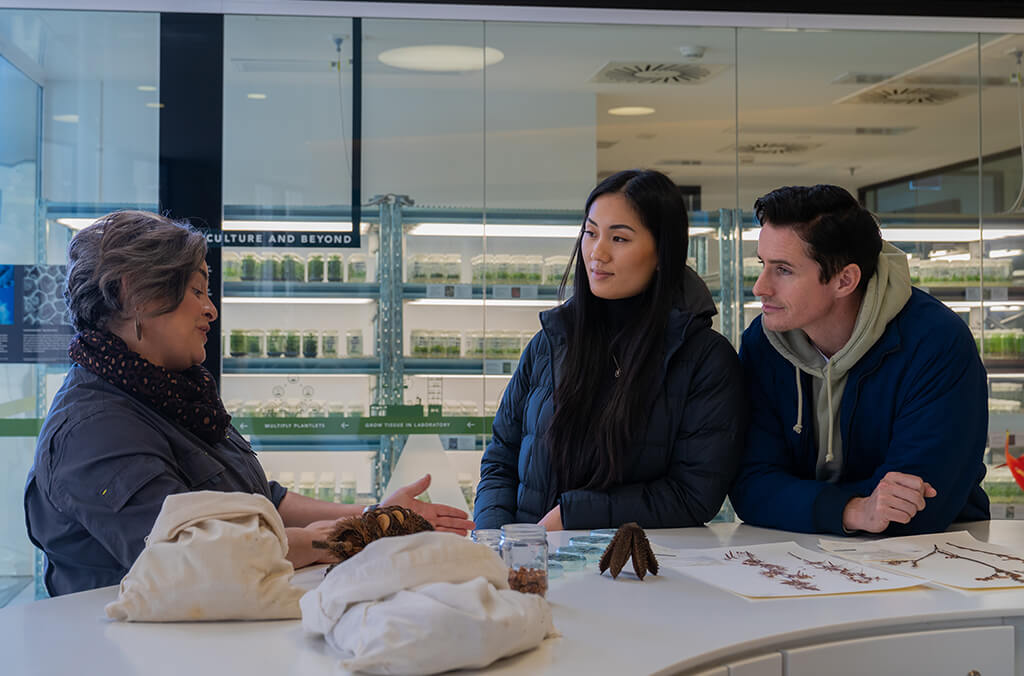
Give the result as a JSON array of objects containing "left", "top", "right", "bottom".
[{"left": 68, "top": 330, "right": 231, "bottom": 444}]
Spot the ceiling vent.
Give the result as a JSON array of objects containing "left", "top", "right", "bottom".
[
  {"left": 590, "top": 61, "right": 728, "bottom": 85},
  {"left": 596, "top": 140, "right": 619, "bottom": 150},
  {"left": 232, "top": 58, "right": 333, "bottom": 73},
  {"left": 833, "top": 71, "right": 1010, "bottom": 88},
  {"left": 734, "top": 142, "right": 820, "bottom": 155},
  {"left": 657, "top": 159, "right": 703, "bottom": 166},
  {"left": 729, "top": 124, "right": 914, "bottom": 136},
  {"left": 844, "top": 86, "right": 960, "bottom": 105}
]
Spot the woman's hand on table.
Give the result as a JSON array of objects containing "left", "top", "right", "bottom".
[
  {"left": 382, "top": 474, "right": 475, "bottom": 536},
  {"left": 539, "top": 505, "right": 563, "bottom": 531}
]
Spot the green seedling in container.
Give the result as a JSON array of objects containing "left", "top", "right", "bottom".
[
  {"left": 229, "top": 330, "right": 247, "bottom": 357},
  {"left": 284, "top": 331, "right": 301, "bottom": 358},
  {"left": 266, "top": 330, "right": 286, "bottom": 357},
  {"left": 327, "top": 255, "right": 344, "bottom": 282},
  {"left": 303, "top": 332, "right": 319, "bottom": 358}
]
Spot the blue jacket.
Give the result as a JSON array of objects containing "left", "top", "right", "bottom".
[
  {"left": 474, "top": 275, "right": 746, "bottom": 530},
  {"left": 729, "top": 288, "right": 989, "bottom": 535},
  {"left": 24, "top": 365, "right": 286, "bottom": 596}
]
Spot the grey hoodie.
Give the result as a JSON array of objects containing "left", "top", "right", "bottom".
[{"left": 763, "top": 242, "right": 912, "bottom": 481}]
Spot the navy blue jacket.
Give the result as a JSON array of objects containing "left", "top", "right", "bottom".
[
  {"left": 474, "top": 280, "right": 746, "bottom": 530},
  {"left": 24, "top": 365, "right": 286, "bottom": 596},
  {"left": 729, "top": 288, "right": 989, "bottom": 535}
]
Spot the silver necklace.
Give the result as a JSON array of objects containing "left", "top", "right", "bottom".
[{"left": 611, "top": 353, "right": 621, "bottom": 378}]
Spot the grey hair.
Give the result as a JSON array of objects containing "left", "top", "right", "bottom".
[{"left": 64, "top": 210, "right": 208, "bottom": 332}]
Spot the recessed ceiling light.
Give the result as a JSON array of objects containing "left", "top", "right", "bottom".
[
  {"left": 608, "top": 106, "right": 655, "bottom": 116},
  {"left": 52, "top": 114, "right": 79, "bottom": 123},
  {"left": 246, "top": 93, "right": 267, "bottom": 100},
  {"left": 377, "top": 45, "right": 504, "bottom": 72},
  {"left": 145, "top": 102, "right": 164, "bottom": 109},
  {"left": 137, "top": 85, "right": 157, "bottom": 92}
]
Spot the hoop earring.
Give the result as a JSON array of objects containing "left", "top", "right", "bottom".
[{"left": 135, "top": 316, "right": 142, "bottom": 341}]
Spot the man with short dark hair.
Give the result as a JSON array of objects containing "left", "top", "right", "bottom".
[{"left": 729, "top": 184, "right": 989, "bottom": 535}]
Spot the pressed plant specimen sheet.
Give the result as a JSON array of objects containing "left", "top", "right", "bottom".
[
  {"left": 663, "top": 542, "right": 922, "bottom": 598},
  {"left": 818, "top": 531, "right": 1024, "bottom": 590}
]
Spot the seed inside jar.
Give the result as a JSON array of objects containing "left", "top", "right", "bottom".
[{"left": 508, "top": 566, "right": 548, "bottom": 597}]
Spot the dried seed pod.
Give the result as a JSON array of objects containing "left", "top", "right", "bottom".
[
  {"left": 598, "top": 522, "right": 658, "bottom": 581},
  {"left": 312, "top": 505, "right": 435, "bottom": 570}
]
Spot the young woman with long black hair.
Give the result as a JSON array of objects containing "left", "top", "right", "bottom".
[{"left": 474, "top": 169, "right": 746, "bottom": 530}]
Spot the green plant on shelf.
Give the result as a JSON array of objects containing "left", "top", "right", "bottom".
[
  {"left": 245, "top": 332, "right": 263, "bottom": 357},
  {"left": 322, "top": 333, "right": 339, "bottom": 358},
  {"left": 303, "top": 332, "right": 319, "bottom": 358},
  {"left": 240, "top": 255, "right": 260, "bottom": 282},
  {"left": 307, "top": 255, "right": 324, "bottom": 282},
  {"left": 348, "top": 259, "right": 367, "bottom": 282},
  {"left": 284, "top": 331, "right": 301, "bottom": 358},
  {"left": 281, "top": 255, "right": 304, "bottom": 282},
  {"left": 229, "top": 330, "right": 247, "bottom": 357},
  {"left": 327, "top": 255, "right": 344, "bottom": 282},
  {"left": 266, "top": 330, "right": 286, "bottom": 357}
]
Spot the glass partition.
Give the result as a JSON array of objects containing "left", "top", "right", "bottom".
[{"left": 0, "top": 9, "right": 160, "bottom": 604}]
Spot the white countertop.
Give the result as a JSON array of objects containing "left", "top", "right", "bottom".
[{"left": 5, "top": 521, "right": 1024, "bottom": 676}]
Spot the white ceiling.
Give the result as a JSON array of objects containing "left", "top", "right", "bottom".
[{"left": 3, "top": 9, "right": 1024, "bottom": 211}]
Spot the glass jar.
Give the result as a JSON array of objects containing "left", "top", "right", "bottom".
[
  {"left": 346, "top": 329, "right": 364, "bottom": 357},
  {"left": 302, "top": 330, "right": 319, "bottom": 358},
  {"left": 265, "top": 253, "right": 282, "bottom": 282},
  {"left": 471, "top": 254, "right": 486, "bottom": 284},
  {"left": 222, "top": 251, "right": 242, "bottom": 282},
  {"left": 317, "top": 472, "right": 336, "bottom": 502},
  {"left": 245, "top": 329, "right": 264, "bottom": 357},
  {"left": 266, "top": 329, "right": 286, "bottom": 357},
  {"left": 280, "top": 253, "right": 304, "bottom": 282},
  {"left": 326, "top": 254, "right": 344, "bottom": 282},
  {"left": 284, "top": 330, "right": 301, "bottom": 358},
  {"left": 229, "top": 329, "right": 247, "bottom": 357},
  {"left": 500, "top": 523, "right": 548, "bottom": 596},
  {"left": 240, "top": 253, "right": 261, "bottom": 281},
  {"left": 321, "top": 330, "right": 340, "bottom": 358},
  {"left": 471, "top": 528, "right": 502, "bottom": 556},
  {"left": 307, "top": 254, "right": 325, "bottom": 282},
  {"left": 348, "top": 253, "right": 368, "bottom": 282}
]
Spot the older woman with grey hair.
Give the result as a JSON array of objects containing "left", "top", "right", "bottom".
[{"left": 24, "top": 211, "right": 473, "bottom": 596}]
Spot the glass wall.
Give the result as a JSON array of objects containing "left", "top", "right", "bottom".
[
  {"left": 0, "top": 9, "right": 159, "bottom": 603},
  {"left": 4, "top": 6, "right": 1024, "bottom": 604}
]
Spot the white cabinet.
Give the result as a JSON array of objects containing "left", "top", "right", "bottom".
[
  {"left": 729, "top": 652, "right": 782, "bottom": 675},
  {"left": 783, "top": 626, "right": 1013, "bottom": 676}
]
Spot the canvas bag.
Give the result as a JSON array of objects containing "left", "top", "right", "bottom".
[
  {"left": 105, "top": 491, "right": 304, "bottom": 621},
  {"left": 301, "top": 531, "right": 557, "bottom": 675}
]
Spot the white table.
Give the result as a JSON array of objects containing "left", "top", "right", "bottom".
[{"left": 4, "top": 521, "right": 1024, "bottom": 676}]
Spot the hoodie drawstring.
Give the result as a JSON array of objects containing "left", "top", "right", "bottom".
[
  {"left": 825, "top": 360, "right": 834, "bottom": 464},
  {"left": 792, "top": 366, "right": 803, "bottom": 434},
  {"left": 792, "top": 363, "right": 836, "bottom": 464}
]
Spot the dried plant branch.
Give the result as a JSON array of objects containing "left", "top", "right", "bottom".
[
  {"left": 883, "top": 543, "right": 1024, "bottom": 585},
  {"left": 788, "top": 552, "right": 885, "bottom": 584},
  {"left": 724, "top": 550, "right": 820, "bottom": 591}
]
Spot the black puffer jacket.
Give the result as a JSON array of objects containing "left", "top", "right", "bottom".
[{"left": 474, "top": 269, "right": 746, "bottom": 530}]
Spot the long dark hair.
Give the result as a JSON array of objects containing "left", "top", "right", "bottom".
[{"left": 547, "top": 169, "right": 690, "bottom": 492}]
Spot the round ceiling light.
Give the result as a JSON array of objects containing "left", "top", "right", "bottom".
[
  {"left": 608, "top": 106, "right": 656, "bottom": 116},
  {"left": 377, "top": 45, "right": 504, "bottom": 72}
]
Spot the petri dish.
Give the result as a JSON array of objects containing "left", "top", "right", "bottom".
[{"left": 548, "top": 551, "right": 586, "bottom": 572}]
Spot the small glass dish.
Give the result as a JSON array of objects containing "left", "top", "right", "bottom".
[
  {"left": 557, "top": 544, "right": 604, "bottom": 564},
  {"left": 548, "top": 551, "right": 586, "bottom": 572},
  {"left": 569, "top": 535, "right": 612, "bottom": 548},
  {"left": 547, "top": 561, "right": 564, "bottom": 580},
  {"left": 589, "top": 529, "right": 618, "bottom": 540}
]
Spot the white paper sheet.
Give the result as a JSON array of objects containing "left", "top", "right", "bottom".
[
  {"left": 662, "top": 541, "right": 923, "bottom": 598},
  {"left": 818, "top": 531, "right": 1024, "bottom": 590}
]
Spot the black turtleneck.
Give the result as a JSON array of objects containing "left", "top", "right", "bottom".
[{"left": 599, "top": 293, "right": 646, "bottom": 341}]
